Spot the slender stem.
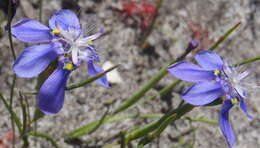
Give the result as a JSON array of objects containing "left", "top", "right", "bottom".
[
  {"left": 128, "top": 80, "right": 181, "bottom": 111},
  {"left": 209, "top": 22, "right": 241, "bottom": 51},
  {"left": 64, "top": 113, "right": 162, "bottom": 139},
  {"left": 21, "top": 91, "right": 38, "bottom": 95},
  {"left": 120, "top": 131, "right": 126, "bottom": 148},
  {"left": 38, "top": 0, "right": 43, "bottom": 22},
  {"left": 102, "top": 141, "right": 119, "bottom": 148},
  {"left": 113, "top": 42, "right": 193, "bottom": 114},
  {"left": 23, "top": 94, "right": 31, "bottom": 127},
  {"left": 28, "top": 132, "right": 59, "bottom": 148},
  {"left": 234, "top": 56, "right": 260, "bottom": 66},
  {"left": 7, "top": 0, "right": 17, "bottom": 147},
  {"left": 9, "top": 75, "right": 16, "bottom": 148},
  {"left": 19, "top": 92, "right": 29, "bottom": 147},
  {"left": 185, "top": 117, "right": 218, "bottom": 125},
  {"left": 7, "top": 0, "right": 16, "bottom": 60},
  {"left": 0, "top": 93, "right": 22, "bottom": 133},
  {"left": 66, "top": 65, "right": 118, "bottom": 90},
  {"left": 9, "top": 75, "right": 16, "bottom": 109},
  {"left": 125, "top": 104, "right": 194, "bottom": 143},
  {"left": 88, "top": 106, "right": 110, "bottom": 135}
]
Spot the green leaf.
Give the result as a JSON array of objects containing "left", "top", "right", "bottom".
[
  {"left": 138, "top": 113, "right": 176, "bottom": 146},
  {"left": 125, "top": 104, "right": 194, "bottom": 144},
  {"left": 30, "top": 108, "right": 45, "bottom": 125},
  {"left": 28, "top": 132, "right": 59, "bottom": 148},
  {"left": 64, "top": 114, "right": 162, "bottom": 139},
  {"left": 0, "top": 93, "right": 22, "bottom": 134}
]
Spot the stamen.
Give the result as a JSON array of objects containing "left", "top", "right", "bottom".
[
  {"left": 64, "top": 63, "right": 74, "bottom": 71},
  {"left": 87, "top": 40, "right": 94, "bottom": 45},
  {"left": 231, "top": 98, "right": 239, "bottom": 104},
  {"left": 213, "top": 69, "right": 220, "bottom": 75},
  {"left": 52, "top": 29, "right": 61, "bottom": 36}
]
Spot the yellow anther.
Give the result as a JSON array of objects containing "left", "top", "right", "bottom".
[
  {"left": 87, "top": 40, "right": 93, "bottom": 45},
  {"left": 231, "top": 98, "right": 239, "bottom": 105},
  {"left": 213, "top": 69, "right": 220, "bottom": 75},
  {"left": 52, "top": 29, "right": 61, "bottom": 35},
  {"left": 65, "top": 63, "right": 74, "bottom": 71}
]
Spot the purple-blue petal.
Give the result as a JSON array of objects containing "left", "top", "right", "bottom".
[
  {"left": 37, "top": 66, "right": 71, "bottom": 115},
  {"left": 239, "top": 98, "right": 253, "bottom": 119},
  {"left": 168, "top": 61, "right": 215, "bottom": 82},
  {"left": 49, "top": 9, "right": 81, "bottom": 34},
  {"left": 13, "top": 43, "right": 59, "bottom": 78},
  {"left": 195, "top": 50, "right": 224, "bottom": 70},
  {"left": 219, "top": 100, "right": 236, "bottom": 148},
  {"left": 87, "top": 61, "right": 110, "bottom": 88},
  {"left": 84, "top": 46, "right": 100, "bottom": 62},
  {"left": 11, "top": 19, "right": 53, "bottom": 43},
  {"left": 182, "top": 82, "right": 224, "bottom": 106}
]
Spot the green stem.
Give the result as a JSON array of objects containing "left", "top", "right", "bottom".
[
  {"left": 0, "top": 93, "right": 22, "bottom": 134},
  {"left": 125, "top": 104, "right": 194, "bottom": 143},
  {"left": 102, "top": 141, "right": 119, "bottom": 148},
  {"left": 21, "top": 65, "right": 119, "bottom": 95},
  {"left": 7, "top": 0, "right": 17, "bottom": 147},
  {"left": 66, "top": 65, "right": 118, "bottom": 90},
  {"left": 185, "top": 117, "right": 218, "bottom": 125},
  {"left": 64, "top": 113, "right": 162, "bottom": 139},
  {"left": 7, "top": 0, "right": 16, "bottom": 60},
  {"left": 234, "top": 56, "right": 260, "bottom": 66},
  {"left": 209, "top": 22, "right": 241, "bottom": 51},
  {"left": 38, "top": 0, "right": 43, "bottom": 22},
  {"left": 113, "top": 42, "right": 193, "bottom": 114},
  {"left": 128, "top": 80, "right": 181, "bottom": 111},
  {"left": 9, "top": 75, "right": 16, "bottom": 139},
  {"left": 28, "top": 132, "right": 59, "bottom": 148},
  {"left": 19, "top": 92, "right": 29, "bottom": 147},
  {"left": 120, "top": 131, "right": 126, "bottom": 148}
]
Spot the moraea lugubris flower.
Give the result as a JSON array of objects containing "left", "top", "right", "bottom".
[
  {"left": 168, "top": 50, "right": 253, "bottom": 147},
  {"left": 11, "top": 9, "right": 109, "bottom": 114}
]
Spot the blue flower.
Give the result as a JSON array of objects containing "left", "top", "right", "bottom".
[
  {"left": 168, "top": 50, "right": 252, "bottom": 147},
  {"left": 12, "top": 9, "right": 109, "bottom": 114}
]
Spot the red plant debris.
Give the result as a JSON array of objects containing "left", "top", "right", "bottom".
[
  {"left": 4, "top": 131, "right": 14, "bottom": 142},
  {"left": 120, "top": 0, "right": 156, "bottom": 29},
  {"left": 0, "top": 130, "right": 15, "bottom": 148}
]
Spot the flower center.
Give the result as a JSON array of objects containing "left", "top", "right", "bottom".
[
  {"left": 52, "top": 28, "right": 95, "bottom": 66},
  {"left": 215, "top": 65, "right": 248, "bottom": 101}
]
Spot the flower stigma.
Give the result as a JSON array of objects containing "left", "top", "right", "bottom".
[{"left": 54, "top": 26, "right": 102, "bottom": 66}]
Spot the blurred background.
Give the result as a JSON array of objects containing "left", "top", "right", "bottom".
[{"left": 0, "top": 0, "right": 260, "bottom": 147}]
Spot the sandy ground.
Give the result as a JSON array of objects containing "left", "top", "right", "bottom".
[{"left": 0, "top": 0, "right": 260, "bottom": 148}]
